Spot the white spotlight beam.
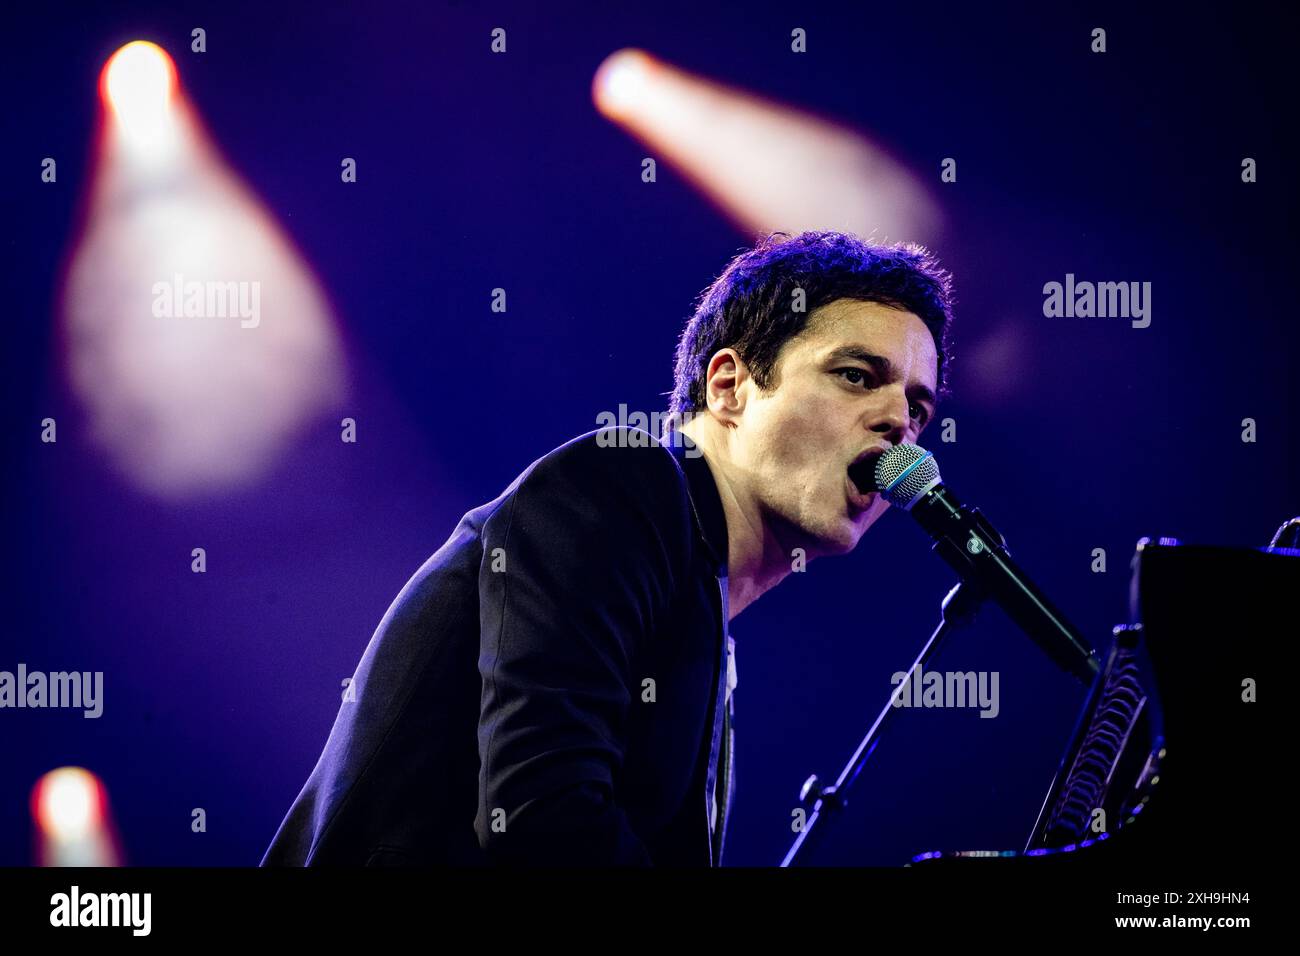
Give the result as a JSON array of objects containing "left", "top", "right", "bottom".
[
  {"left": 32, "top": 767, "right": 121, "bottom": 867},
  {"left": 594, "top": 49, "right": 943, "bottom": 244},
  {"left": 62, "top": 41, "right": 347, "bottom": 499}
]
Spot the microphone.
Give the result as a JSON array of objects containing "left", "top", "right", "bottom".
[
  {"left": 1269, "top": 516, "right": 1300, "bottom": 550},
  {"left": 873, "top": 444, "right": 1101, "bottom": 683}
]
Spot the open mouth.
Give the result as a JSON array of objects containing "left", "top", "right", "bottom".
[
  {"left": 847, "top": 460, "right": 875, "bottom": 496},
  {"left": 845, "top": 451, "right": 884, "bottom": 512},
  {"left": 847, "top": 452, "right": 882, "bottom": 496},
  {"left": 846, "top": 445, "right": 897, "bottom": 514}
]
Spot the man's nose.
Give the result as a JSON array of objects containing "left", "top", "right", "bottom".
[{"left": 867, "top": 388, "right": 911, "bottom": 444}]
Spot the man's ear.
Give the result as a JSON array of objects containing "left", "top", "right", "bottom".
[{"left": 702, "top": 348, "right": 749, "bottom": 426}]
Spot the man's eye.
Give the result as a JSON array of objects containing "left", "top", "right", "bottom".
[{"left": 838, "top": 368, "right": 931, "bottom": 425}]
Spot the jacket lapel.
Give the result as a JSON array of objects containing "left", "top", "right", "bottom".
[{"left": 662, "top": 431, "right": 731, "bottom": 865}]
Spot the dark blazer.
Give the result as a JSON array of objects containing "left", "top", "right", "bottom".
[{"left": 260, "top": 425, "right": 734, "bottom": 866}]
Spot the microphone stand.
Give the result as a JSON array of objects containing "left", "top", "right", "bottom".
[{"left": 780, "top": 580, "right": 982, "bottom": 867}]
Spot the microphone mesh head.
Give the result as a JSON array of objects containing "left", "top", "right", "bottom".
[{"left": 874, "top": 444, "right": 941, "bottom": 510}]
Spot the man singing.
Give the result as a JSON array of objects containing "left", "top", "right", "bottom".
[{"left": 261, "top": 230, "right": 953, "bottom": 866}]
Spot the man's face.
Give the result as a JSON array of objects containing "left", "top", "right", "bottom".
[{"left": 731, "top": 298, "right": 939, "bottom": 559}]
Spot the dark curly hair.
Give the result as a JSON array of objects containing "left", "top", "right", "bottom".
[{"left": 668, "top": 231, "right": 955, "bottom": 416}]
